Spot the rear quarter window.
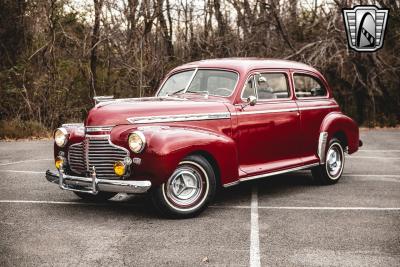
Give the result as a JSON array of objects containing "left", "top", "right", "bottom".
[{"left": 293, "top": 74, "right": 327, "bottom": 98}]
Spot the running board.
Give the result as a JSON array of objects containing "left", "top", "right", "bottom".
[{"left": 223, "top": 162, "right": 319, "bottom": 187}]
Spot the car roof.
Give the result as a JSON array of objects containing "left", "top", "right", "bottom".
[{"left": 172, "top": 58, "right": 320, "bottom": 74}]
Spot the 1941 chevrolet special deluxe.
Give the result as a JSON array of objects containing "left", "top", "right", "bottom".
[{"left": 46, "top": 58, "right": 361, "bottom": 218}]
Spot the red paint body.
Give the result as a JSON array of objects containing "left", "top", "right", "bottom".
[{"left": 55, "top": 59, "right": 360, "bottom": 187}]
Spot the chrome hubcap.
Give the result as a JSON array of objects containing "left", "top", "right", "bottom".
[
  {"left": 326, "top": 145, "right": 342, "bottom": 178},
  {"left": 166, "top": 166, "right": 203, "bottom": 206}
]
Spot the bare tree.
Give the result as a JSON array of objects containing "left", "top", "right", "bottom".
[{"left": 90, "top": 0, "right": 104, "bottom": 99}]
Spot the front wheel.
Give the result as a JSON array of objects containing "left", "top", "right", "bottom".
[
  {"left": 312, "top": 138, "right": 345, "bottom": 185},
  {"left": 151, "top": 155, "right": 216, "bottom": 218}
]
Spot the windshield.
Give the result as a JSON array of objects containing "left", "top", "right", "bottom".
[{"left": 157, "top": 69, "right": 238, "bottom": 97}]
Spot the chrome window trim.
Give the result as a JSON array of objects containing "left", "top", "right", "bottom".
[
  {"left": 240, "top": 73, "right": 257, "bottom": 100},
  {"left": 183, "top": 68, "right": 199, "bottom": 93},
  {"left": 292, "top": 72, "right": 329, "bottom": 99},
  {"left": 223, "top": 162, "right": 320, "bottom": 187},
  {"left": 156, "top": 68, "right": 240, "bottom": 98},
  {"left": 127, "top": 112, "right": 231, "bottom": 124}
]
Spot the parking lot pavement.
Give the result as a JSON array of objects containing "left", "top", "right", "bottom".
[{"left": 0, "top": 129, "right": 399, "bottom": 266}]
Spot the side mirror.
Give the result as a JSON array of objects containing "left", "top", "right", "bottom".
[{"left": 242, "top": 95, "right": 257, "bottom": 109}]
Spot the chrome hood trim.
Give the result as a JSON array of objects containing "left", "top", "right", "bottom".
[{"left": 127, "top": 112, "right": 231, "bottom": 124}]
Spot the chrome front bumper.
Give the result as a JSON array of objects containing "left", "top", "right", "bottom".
[{"left": 45, "top": 169, "right": 151, "bottom": 195}]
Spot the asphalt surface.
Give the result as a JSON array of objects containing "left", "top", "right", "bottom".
[{"left": 0, "top": 129, "right": 399, "bottom": 266}]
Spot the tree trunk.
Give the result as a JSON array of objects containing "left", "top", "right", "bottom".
[
  {"left": 90, "top": 0, "right": 104, "bottom": 99},
  {"left": 213, "top": 0, "right": 228, "bottom": 56},
  {"left": 156, "top": 0, "right": 174, "bottom": 58},
  {"left": 127, "top": 0, "right": 139, "bottom": 47}
]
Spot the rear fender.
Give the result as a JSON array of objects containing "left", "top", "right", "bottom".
[{"left": 320, "top": 112, "right": 360, "bottom": 156}]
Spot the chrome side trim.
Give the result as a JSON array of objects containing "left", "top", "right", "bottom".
[
  {"left": 223, "top": 163, "right": 320, "bottom": 187},
  {"left": 234, "top": 105, "right": 337, "bottom": 116},
  {"left": 223, "top": 181, "right": 240, "bottom": 187},
  {"left": 318, "top": 132, "right": 328, "bottom": 164},
  {"left": 299, "top": 105, "right": 338, "bottom": 111},
  {"left": 127, "top": 112, "right": 231, "bottom": 124},
  {"left": 235, "top": 108, "right": 298, "bottom": 116}
]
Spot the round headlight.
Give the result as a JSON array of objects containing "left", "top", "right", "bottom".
[
  {"left": 54, "top": 128, "right": 68, "bottom": 147},
  {"left": 128, "top": 131, "right": 146, "bottom": 153}
]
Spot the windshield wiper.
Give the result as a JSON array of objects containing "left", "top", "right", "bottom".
[
  {"left": 168, "top": 88, "right": 186, "bottom": 96},
  {"left": 186, "top": 89, "right": 209, "bottom": 95}
]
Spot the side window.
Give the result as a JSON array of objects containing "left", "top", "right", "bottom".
[
  {"left": 242, "top": 76, "right": 255, "bottom": 99},
  {"left": 293, "top": 74, "right": 327, "bottom": 98},
  {"left": 257, "top": 73, "right": 290, "bottom": 100}
]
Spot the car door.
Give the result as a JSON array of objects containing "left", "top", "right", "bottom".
[
  {"left": 235, "top": 70, "right": 302, "bottom": 176},
  {"left": 292, "top": 71, "right": 339, "bottom": 165}
]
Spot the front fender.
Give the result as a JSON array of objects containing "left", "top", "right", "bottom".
[
  {"left": 113, "top": 125, "right": 239, "bottom": 186},
  {"left": 320, "top": 112, "right": 360, "bottom": 154}
]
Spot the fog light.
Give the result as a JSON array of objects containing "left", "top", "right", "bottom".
[
  {"left": 55, "top": 156, "right": 64, "bottom": 169},
  {"left": 113, "top": 161, "right": 126, "bottom": 176}
]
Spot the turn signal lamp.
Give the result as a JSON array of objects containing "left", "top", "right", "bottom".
[
  {"left": 113, "top": 161, "right": 126, "bottom": 176},
  {"left": 55, "top": 156, "right": 64, "bottom": 169}
]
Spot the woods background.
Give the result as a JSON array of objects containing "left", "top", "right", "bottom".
[{"left": 0, "top": 0, "right": 399, "bottom": 138}]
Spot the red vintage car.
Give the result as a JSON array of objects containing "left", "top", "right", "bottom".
[{"left": 46, "top": 58, "right": 361, "bottom": 218}]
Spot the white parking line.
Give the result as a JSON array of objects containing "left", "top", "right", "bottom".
[
  {"left": 344, "top": 174, "right": 400, "bottom": 177},
  {"left": 345, "top": 174, "right": 400, "bottom": 183},
  {"left": 257, "top": 206, "right": 400, "bottom": 211},
  {"left": 0, "top": 159, "right": 52, "bottom": 166},
  {"left": 250, "top": 186, "right": 261, "bottom": 267},
  {"left": 211, "top": 205, "right": 400, "bottom": 211},
  {"left": 348, "top": 156, "right": 400, "bottom": 160},
  {"left": 0, "top": 200, "right": 101, "bottom": 205},
  {"left": 0, "top": 200, "right": 399, "bottom": 211},
  {"left": 359, "top": 150, "right": 400, "bottom": 152},
  {"left": 0, "top": 170, "right": 43, "bottom": 174}
]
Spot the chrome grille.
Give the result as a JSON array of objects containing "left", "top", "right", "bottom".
[
  {"left": 68, "top": 142, "right": 86, "bottom": 174},
  {"left": 68, "top": 137, "right": 129, "bottom": 179}
]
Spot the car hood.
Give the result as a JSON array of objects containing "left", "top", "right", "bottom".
[{"left": 86, "top": 97, "right": 231, "bottom": 126}]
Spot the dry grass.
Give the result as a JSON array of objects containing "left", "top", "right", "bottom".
[{"left": 0, "top": 119, "right": 51, "bottom": 140}]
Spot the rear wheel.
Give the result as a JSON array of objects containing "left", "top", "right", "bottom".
[
  {"left": 312, "top": 138, "right": 345, "bottom": 185},
  {"left": 74, "top": 191, "right": 117, "bottom": 201},
  {"left": 151, "top": 155, "right": 216, "bottom": 218}
]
